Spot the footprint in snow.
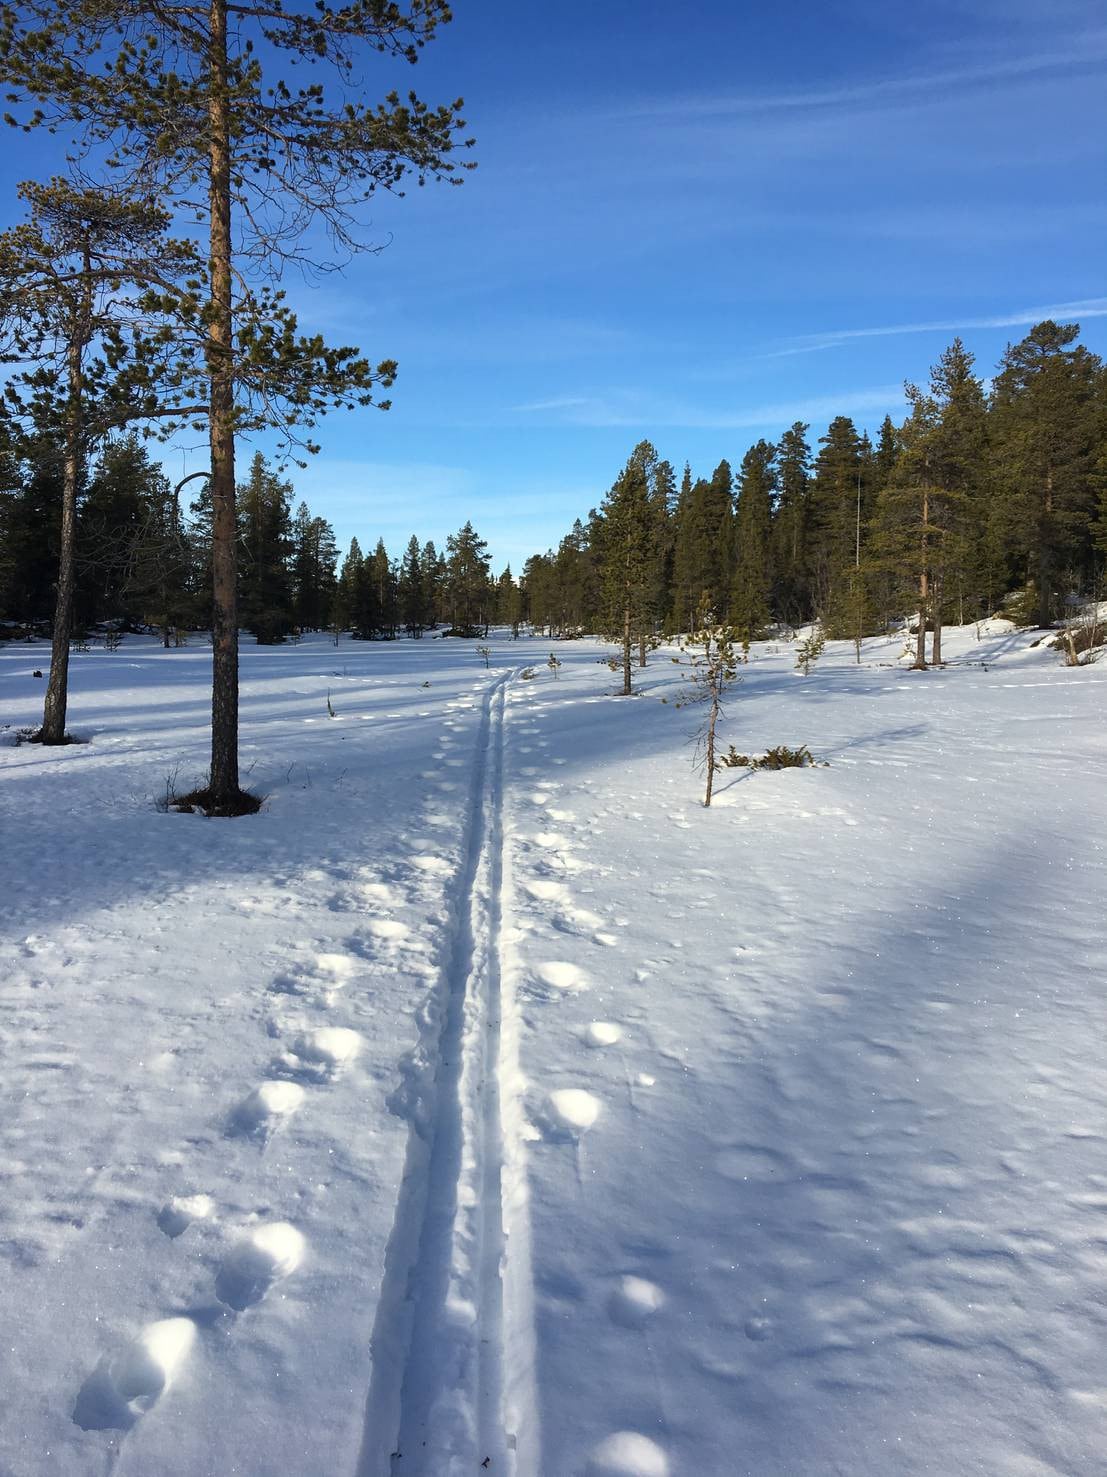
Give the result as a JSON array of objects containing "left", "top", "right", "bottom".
[
  {"left": 73, "top": 1318, "right": 196, "bottom": 1431},
  {"left": 215, "top": 1222, "right": 305, "bottom": 1311},
  {"left": 586, "top": 1432, "right": 669, "bottom": 1476},
  {"left": 229, "top": 1079, "right": 305, "bottom": 1137},
  {"left": 526, "top": 879, "right": 568, "bottom": 903},
  {"left": 608, "top": 1274, "right": 665, "bottom": 1326},
  {"left": 157, "top": 1193, "right": 215, "bottom": 1239},
  {"left": 273, "top": 1026, "right": 362, "bottom": 1083},
  {"left": 585, "top": 1021, "right": 621, "bottom": 1047},
  {"left": 547, "top": 1088, "right": 602, "bottom": 1134},
  {"left": 534, "top": 960, "right": 589, "bottom": 994},
  {"left": 364, "top": 918, "right": 409, "bottom": 942},
  {"left": 315, "top": 952, "right": 357, "bottom": 981}
]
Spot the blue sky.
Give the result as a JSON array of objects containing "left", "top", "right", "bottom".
[{"left": 4, "top": 0, "right": 1106, "bottom": 569}]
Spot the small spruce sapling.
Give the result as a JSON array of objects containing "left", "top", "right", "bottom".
[
  {"left": 475, "top": 645, "right": 492, "bottom": 669},
  {"left": 674, "top": 596, "right": 741, "bottom": 808},
  {"left": 547, "top": 652, "right": 562, "bottom": 679},
  {"left": 795, "top": 625, "right": 826, "bottom": 675}
]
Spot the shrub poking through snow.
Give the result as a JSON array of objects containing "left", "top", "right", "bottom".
[
  {"left": 718, "top": 744, "right": 824, "bottom": 771},
  {"left": 520, "top": 666, "right": 537, "bottom": 680},
  {"left": 475, "top": 644, "right": 492, "bottom": 668},
  {"left": 547, "top": 652, "right": 562, "bottom": 679}
]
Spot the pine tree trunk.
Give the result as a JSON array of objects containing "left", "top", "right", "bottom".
[
  {"left": 931, "top": 572, "right": 943, "bottom": 666},
  {"left": 638, "top": 631, "right": 647, "bottom": 668},
  {"left": 40, "top": 377, "right": 81, "bottom": 744},
  {"left": 207, "top": 0, "right": 240, "bottom": 802},
  {"left": 40, "top": 264, "right": 90, "bottom": 745},
  {"left": 622, "top": 602, "right": 632, "bottom": 695}
]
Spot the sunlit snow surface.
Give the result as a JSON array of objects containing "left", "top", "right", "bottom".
[{"left": 1, "top": 621, "right": 1105, "bottom": 1475}]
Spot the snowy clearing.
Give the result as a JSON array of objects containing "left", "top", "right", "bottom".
[{"left": 2, "top": 624, "right": 1106, "bottom": 1476}]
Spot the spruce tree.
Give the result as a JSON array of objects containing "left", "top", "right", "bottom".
[
  {"left": 772, "top": 422, "right": 812, "bottom": 626},
  {"left": 420, "top": 540, "right": 442, "bottom": 628},
  {"left": 445, "top": 522, "right": 491, "bottom": 634},
  {"left": 399, "top": 536, "right": 426, "bottom": 637},
  {"left": 291, "top": 504, "right": 338, "bottom": 633},
  {"left": 808, "top": 416, "right": 865, "bottom": 633},
  {"left": 238, "top": 454, "right": 294, "bottom": 643}
]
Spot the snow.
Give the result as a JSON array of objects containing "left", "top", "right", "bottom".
[{"left": 2, "top": 621, "right": 1106, "bottom": 1475}]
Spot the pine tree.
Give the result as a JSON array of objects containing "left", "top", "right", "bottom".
[
  {"left": 598, "top": 443, "right": 659, "bottom": 695},
  {"left": 990, "top": 321, "right": 1101, "bottom": 626},
  {"left": 0, "top": 181, "right": 202, "bottom": 742},
  {"left": 927, "top": 339, "right": 989, "bottom": 650}
]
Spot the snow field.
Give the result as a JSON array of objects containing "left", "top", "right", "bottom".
[{"left": 2, "top": 621, "right": 1106, "bottom": 1474}]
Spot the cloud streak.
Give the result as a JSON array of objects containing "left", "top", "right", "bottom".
[
  {"left": 607, "top": 32, "right": 1107, "bottom": 122},
  {"left": 773, "top": 298, "right": 1107, "bottom": 356},
  {"left": 512, "top": 386, "right": 907, "bottom": 431}
]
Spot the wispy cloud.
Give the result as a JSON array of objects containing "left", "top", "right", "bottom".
[
  {"left": 511, "top": 386, "right": 906, "bottom": 430},
  {"left": 773, "top": 298, "right": 1107, "bottom": 356},
  {"left": 608, "top": 32, "right": 1107, "bottom": 121}
]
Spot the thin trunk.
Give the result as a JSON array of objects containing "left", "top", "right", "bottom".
[
  {"left": 703, "top": 685, "right": 718, "bottom": 808},
  {"left": 40, "top": 254, "right": 92, "bottom": 745},
  {"left": 207, "top": 0, "right": 239, "bottom": 800},
  {"left": 912, "top": 486, "right": 929, "bottom": 670},
  {"left": 622, "top": 601, "right": 632, "bottom": 695},
  {"left": 638, "top": 631, "right": 647, "bottom": 668},
  {"left": 931, "top": 570, "right": 943, "bottom": 666},
  {"left": 40, "top": 385, "right": 81, "bottom": 742}
]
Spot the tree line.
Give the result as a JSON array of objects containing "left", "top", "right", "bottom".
[
  {"left": 520, "top": 323, "right": 1107, "bottom": 675},
  {"left": 0, "top": 436, "right": 525, "bottom": 645}
]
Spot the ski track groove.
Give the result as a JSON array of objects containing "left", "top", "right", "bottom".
[{"left": 356, "top": 668, "right": 537, "bottom": 1477}]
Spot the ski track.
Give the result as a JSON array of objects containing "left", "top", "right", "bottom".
[{"left": 357, "top": 667, "right": 537, "bottom": 1476}]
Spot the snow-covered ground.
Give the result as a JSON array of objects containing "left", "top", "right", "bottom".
[{"left": 2, "top": 622, "right": 1105, "bottom": 1476}]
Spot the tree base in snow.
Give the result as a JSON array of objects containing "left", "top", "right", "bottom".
[
  {"left": 26, "top": 729, "right": 87, "bottom": 747},
  {"left": 168, "top": 787, "right": 263, "bottom": 818}
]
